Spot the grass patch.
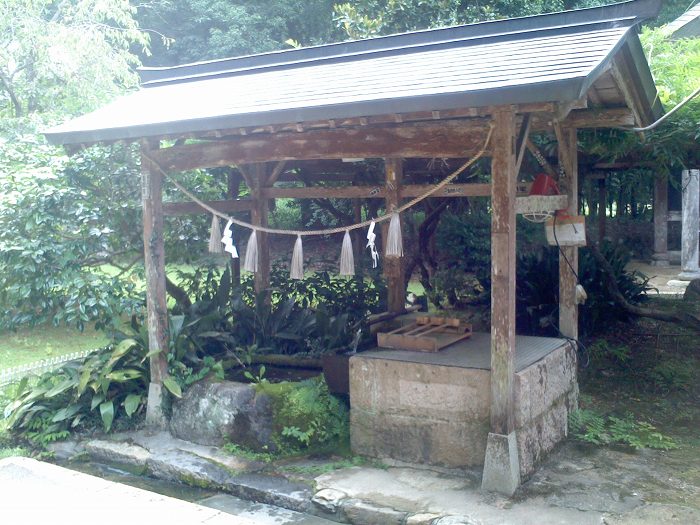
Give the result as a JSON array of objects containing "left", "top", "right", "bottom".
[{"left": 0, "top": 324, "right": 108, "bottom": 371}]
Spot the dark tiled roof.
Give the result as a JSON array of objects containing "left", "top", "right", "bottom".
[{"left": 44, "top": 0, "right": 662, "bottom": 145}]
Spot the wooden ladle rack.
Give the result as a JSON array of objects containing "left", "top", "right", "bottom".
[{"left": 377, "top": 316, "right": 472, "bottom": 353}]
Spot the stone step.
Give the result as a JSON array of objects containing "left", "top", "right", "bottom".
[{"left": 199, "top": 494, "right": 339, "bottom": 525}]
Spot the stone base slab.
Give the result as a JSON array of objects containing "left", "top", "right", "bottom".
[{"left": 350, "top": 342, "right": 578, "bottom": 479}]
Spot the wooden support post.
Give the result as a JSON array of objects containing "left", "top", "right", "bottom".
[
  {"left": 248, "top": 164, "right": 271, "bottom": 296},
  {"left": 482, "top": 108, "right": 520, "bottom": 496},
  {"left": 598, "top": 177, "right": 607, "bottom": 242},
  {"left": 652, "top": 174, "right": 669, "bottom": 267},
  {"left": 384, "top": 158, "right": 406, "bottom": 313},
  {"left": 488, "top": 109, "right": 517, "bottom": 437},
  {"left": 141, "top": 141, "right": 169, "bottom": 429},
  {"left": 227, "top": 169, "right": 242, "bottom": 285},
  {"left": 558, "top": 126, "right": 579, "bottom": 340}
]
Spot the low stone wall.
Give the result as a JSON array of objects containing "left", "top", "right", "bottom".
[
  {"left": 514, "top": 344, "right": 578, "bottom": 477},
  {"left": 350, "top": 344, "right": 578, "bottom": 479},
  {"left": 350, "top": 359, "right": 490, "bottom": 468}
]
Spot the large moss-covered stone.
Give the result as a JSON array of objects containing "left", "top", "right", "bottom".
[{"left": 170, "top": 380, "right": 274, "bottom": 450}]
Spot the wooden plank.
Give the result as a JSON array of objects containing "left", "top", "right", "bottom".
[
  {"left": 557, "top": 126, "right": 579, "bottom": 340},
  {"left": 263, "top": 185, "right": 386, "bottom": 199},
  {"left": 160, "top": 186, "right": 553, "bottom": 215},
  {"left": 262, "top": 183, "right": 491, "bottom": 200},
  {"left": 565, "top": 107, "right": 635, "bottom": 128},
  {"left": 401, "top": 183, "right": 491, "bottom": 198},
  {"left": 149, "top": 120, "right": 491, "bottom": 172},
  {"left": 384, "top": 158, "right": 405, "bottom": 314},
  {"left": 514, "top": 114, "right": 531, "bottom": 177},
  {"left": 611, "top": 48, "right": 651, "bottom": 128},
  {"left": 515, "top": 195, "right": 568, "bottom": 214},
  {"left": 490, "top": 107, "right": 517, "bottom": 436},
  {"left": 163, "top": 199, "right": 254, "bottom": 216}
]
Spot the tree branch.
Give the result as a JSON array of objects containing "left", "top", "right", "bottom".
[
  {"left": 166, "top": 276, "right": 192, "bottom": 312},
  {"left": 588, "top": 242, "right": 700, "bottom": 332}
]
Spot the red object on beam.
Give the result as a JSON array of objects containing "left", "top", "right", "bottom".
[{"left": 529, "top": 173, "right": 560, "bottom": 196}]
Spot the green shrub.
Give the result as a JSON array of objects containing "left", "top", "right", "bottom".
[
  {"left": 255, "top": 376, "right": 349, "bottom": 453},
  {"left": 3, "top": 339, "right": 153, "bottom": 445},
  {"left": 569, "top": 409, "right": 677, "bottom": 450},
  {"left": 515, "top": 243, "right": 652, "bottom": 336}
]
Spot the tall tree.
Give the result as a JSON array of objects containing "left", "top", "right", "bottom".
[
  {"left": 0, "top": 0, "right": 148, "bottom": 118},
  {"left": 139, "top": 0, "right": 339, "bottom": 66}
]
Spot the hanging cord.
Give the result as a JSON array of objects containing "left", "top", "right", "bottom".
[
  {"left": 141, "top": 122, "right": 495, "bottom": 237},
  {"left": 551, "top": 212, "right": 591, "bottom": 367},
  {"left": 617, "top": 84, "right": 700, "bottom": 133},
  {"left": 552, "top": 213, "right": 580, "bottom": 283}
]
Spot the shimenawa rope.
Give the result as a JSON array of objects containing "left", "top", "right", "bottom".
[{"left": 141, "top": 122, "right": 495, "bottom": 238}]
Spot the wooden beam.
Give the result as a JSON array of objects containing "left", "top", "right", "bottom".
[
  {"left": 163, "top": 199, "right": 254, "bottom": 216},
  {"left": 384, "top": 158, "right": 405, "bottom": 314},
  {"left": 262, "top": 183, "right": 491, "bottom": 200},
  {"left": 558, "top": 126, "right": 579, "bottom": 340},
  {"left": 525, "top": 139, "right": 557, "bottom": 178},
  {"left": 149, "top": 120, "right": 491, "bottom": 172},
  {"left": 140, "top": 142, "right": 169, "bottom": 429},
  {"left": 514, "top": 114, "right": 531, "bottom": 177},
  {"left": 490, "top": 107, "right": 517, "bottom": 436},
  {"left": 565, "top": 107, "right": 635, "bottom": 129},
  {"left": 266, "top": 160, "right": 288, "bottom": 186}
]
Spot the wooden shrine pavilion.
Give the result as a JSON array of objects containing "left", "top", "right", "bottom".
[{"left": 45, "top": 0, "right": 664, "bottom": 494}]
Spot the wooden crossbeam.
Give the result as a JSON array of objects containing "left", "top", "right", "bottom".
[
  {"left": 163, "top": 199, "right": 254, "bottom": 216},
  {"left": 148, "top": 120, "right": 492, "bottom": 172},
  {"left": 261, "top": 183, "right": 492, "bottom": 200}
]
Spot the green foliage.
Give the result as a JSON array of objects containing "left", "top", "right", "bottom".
[
  {"left": 515, "top": 243, "right": 652, "bottom": 336},
  {"left": 648, "top": 357, "right": 693, "bottom": 392},
  {"left": 256, "top": 376, "right": 349, "bottom": 453},
  {"left": 569, "top": 409, "right": 678, "bottom": 450},
  {"left": 436, "top": 207, "right": 491, "bottom": 275},
  {"left": 0, "top": 122, "right": 146, "bottom": 330},
  {"left": 0, "top": 0, "right": 148, "bottom": 118},
  {"left": 140, "top": 0, "right": 338, "bottom": 65},
  {"left": 171, "top": 263, "right": 381, "bottom": 357},
  {"left": 588, "top": 340, "right": 632, "bottom": 366},
  {"left": 222, "top": 442, "right": 275, "bottom": 463},
  {"left": 334, "top": 1, "right": 615, "bottom": 39},
  {"left": 4, "top": 338, "right": 150, "bottom": 444},
  {"left": 243, "top": 365, "right": 268, "bottom": 384}
]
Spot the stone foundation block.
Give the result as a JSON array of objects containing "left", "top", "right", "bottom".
[
  {"left": 351, "top": 408, "right": 488, "bottom": 468},
  {"left": 481, "top": 432, "right": 520, "bottom": 496}
]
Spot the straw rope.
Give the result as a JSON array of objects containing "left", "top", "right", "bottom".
[{"left": 143, "top": 122, "right": 495, "bottom": 237}]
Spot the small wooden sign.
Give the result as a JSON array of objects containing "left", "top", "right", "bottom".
[{"left": 545, "top": 215, "right": 586, "bottom": 247}]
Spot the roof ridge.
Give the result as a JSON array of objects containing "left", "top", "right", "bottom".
[
  {"left": 141, "top": 20, "right": 633, "bottom": 88},
  {"left": 138, "top": 0, "right": 660, "bottom": 85}
]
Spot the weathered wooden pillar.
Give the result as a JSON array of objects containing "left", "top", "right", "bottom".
[
  {"left": 247, "top": 164, "right": 271, "bottom": 296},
  {"left": 558, "top": 126, "right": 579, "bottom": 340},
  {"left": 597, "top": 177, "right": 607, "bottom": 242},
  {"left": 482, "top": 108, "right": 519, "bottom": 495},
  {"left": 141, "top": 142, "right": 170, "bottom": 429},
  {"left": 227, "top": 170, "right": 242, "bottom": 284},
  {"left": 679, "top": 169, "right": 700, "bottom": 280},
  {"left": 384, "top": 158, "right": 406, "bottom": 313},
  {"left": 651, "top": 174, "right": 669, "bottom": 267}
]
